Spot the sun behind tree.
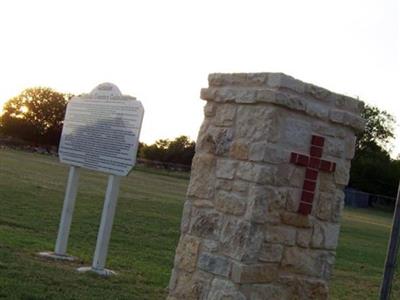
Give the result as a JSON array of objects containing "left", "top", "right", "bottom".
[{"left": 0, "top": 87, "right": 72, "bottom": 146}]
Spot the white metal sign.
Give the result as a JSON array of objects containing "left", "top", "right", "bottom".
[
  {"left": 39, "top": 83, "right": 144, "bottom": 276},
  {"left": 59, "top": 84, "right": 144, "bottom": 176}
]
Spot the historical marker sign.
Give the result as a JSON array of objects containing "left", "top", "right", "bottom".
[
  {"left": 39, "top": 83, "right": 144, "bottom": 276},
  {"left": 59, "top": 84, "right": 144, "bottom": 176}
]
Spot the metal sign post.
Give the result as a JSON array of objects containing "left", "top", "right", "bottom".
[
  {"left": 380, "top": 181, "right": 400, "bottom": 300},
  {"left": 39, "top": 166, "right": 80, "bottom": 260},
  {"left": 78, "top": 175, "right": 121, "bottom": 275}
]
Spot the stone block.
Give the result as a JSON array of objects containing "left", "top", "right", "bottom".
[
  {"left": 180, "top": 201, "right": 192, "bottom": 234},
  {"left": 318, "top": 172, "right": 336, "bottom": 193},
  {"left": 193, "top": 199, "right": 214, "bottom": 209},
  {"left": 169, "top": 270, "right": 213, "bottom": 300},
  {"left": 236, "top": 161, "right": 276, "bottom": 184},
  {"left": 174, "top": 235, "right": 201, "bottom": 272},
  {"left": 329, "top": 109, "right": 365, "bottom": 132},
  {"left": 215, "top": 190, "right": 247, "bottom": 216},
  {"left": 208, "top": 73, "right": 248, "bottom": 87},
  {"left": 245, "top": 185, "right": 269, "bottom": 224},
  {"left": 276, "top": 163, "right": 304, "bottom": 188},
  {"left": 236, "top": 105, "right": 280, "bottom": 143},
  {"left": 246, "top": 185, "right": 286, "bottom": 225},
  {"left": 282, "top": 118, "right": 312, "bottom": 153},
  {"left": 334, "top": 94, "right": 364, "bottom": 114},
  {"left": 215, "top": 179, "right": 233, "bottom": 191},
  {"left": 305, "top": 102, "right": 329, "bottom": 119},
  {"left": 344, "top": 134, "right": 357, "bottom": 159},
  {"left": 207, "top": 278, "right": 246, "bottom": 300},
  {"left": 255, "top": 89, "right": 277, "bottom": 103},
  {"left": 280, "top": 275, "right": 329, "bottom": 300},
  {"left": 196, "top": 125, "right": 234, "bottom": 156},
  {"left": 189, "top": 208, "right": 221, "bottom": 240},
  {"left": 214, "top": 103, "right": 237, "bottom": 127},
  {"left": 204, "top": 102, "right": 216, "bottom": 117},
  {"left": 220, "top": 217, "right": 263, "bottom": 262},
  {"left": 249, "top": 142, "right": 290, "bottom": 164},
  {"left": 304, "top": 84, "right": 331, "bottom": 101},
  {"left": 265, "top": 225, "right": 296, "bottom": 246},
  {"left": 213, "top": 87, "right": 237, "bottom": 103},
  {"left": 168, "top": 268, "right": 179, "bottom": 291},
  {"left": 281, "top": 211, "right": 312, "bottom": 228},
  {"left": 267, "top": 73, "right": 306, "bottom": 94},
  {"left": 281, "top": 247, "right": 335, "bottom": 279},
  {"left": 200, "top": 87, "right": 217, "bottom": 101},
  {"left": 201, "top": 239, "right": 219, "bottom": 253},
  {"left": 187, "top": 154, "right": 216, "bottom": 199},
  {"left": 215, "top": 159, "right": 237, "bottom": 179},
  {"left": 246, "top": 73, "right": 269, "bottom": 85},
  {"left": 232, "top": 180, "right": 250, "bottom": 194},
  {"left": 274, "top": 92, "right": 307, "bottom": 112},
  {"left": 235, "top": 90, "right": 257, "bottom": 103},
  {"left": 296, "top": 228, "right": 313, "bottom": 248},
  {"left": 324, "top": 137, "right": 345, "bottom": 158},
  {"left": 312, "top": 121, "right": 347, "bottom": 139},
  {"left": 331, "top": 190, "right": 345, "bottom": 223},
  {"left": 334, "top": 160, "right": 351, "bottom": 186},
  {"left": 231, "top": 262, "right": 278, "bottom": 284},
  {"left": 230, "top": 139, "right": 249, "bottom": 160},
  {"left": 259, "top": 243, "right": 284, "bottom": 263},
  {"left": 311, "top": 221, "right": 341, "bottom": 250},
  {"left": 316, "top": 192, "right": 336, "bottom": 221},
  {"left": 198, "top": 253, "right": 231, "bottom": 277},
  {"left": 286, "top": 188, "right": 302, "bottom": 212},
  {"left": 240, "top": 283, "right": 290, "bottom": 300}
]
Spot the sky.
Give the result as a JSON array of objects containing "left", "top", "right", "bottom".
[{"left": 0, "top": 0, "right": 399, "bottom": 152}]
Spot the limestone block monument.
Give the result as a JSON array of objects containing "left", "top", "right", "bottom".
[{"left": 168, "top": 73, "right": 364, "bottom": 299}]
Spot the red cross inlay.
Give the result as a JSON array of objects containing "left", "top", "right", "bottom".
[{"left": 290, "top": 135, "right": 336, "bottom": 215}]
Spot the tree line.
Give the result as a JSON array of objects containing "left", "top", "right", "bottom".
[
  {"left": 0, "top": 87, "right": 195, "bottom": 166},
  {"left": 0, "top": 87, "right": 399, "bottom": 202}
]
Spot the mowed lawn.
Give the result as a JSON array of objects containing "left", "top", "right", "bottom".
[{"left": 0, "top": 149, "right": 399, "bottom": 299}]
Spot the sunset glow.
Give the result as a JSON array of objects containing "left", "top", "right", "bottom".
[{"left": 0, "top": 0, "right": 399, "bottom": 152}]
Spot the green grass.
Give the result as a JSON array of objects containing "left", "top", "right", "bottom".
[
  {"left": 0, "top": 148, "right": 399, "bottom": 299},
  {"left": 331, "top": 208, "right": 400, "bottom": 299},
  {"left": 0, "top": 149, "right": 186, "bottom": 299}
]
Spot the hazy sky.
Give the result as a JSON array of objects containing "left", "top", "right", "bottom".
[{"left": 0, "top": 0, "right": 399, "bottom": 152}]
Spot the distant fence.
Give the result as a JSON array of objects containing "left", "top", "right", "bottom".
[
  {"left": 136, "top": 158, "right": 191, "bottom": 172},
  {"left": 345, "top": 187, "right": 396, "bottom": 209},
  {"left": 0, "top": 138, "right": 192, "bottom": 172}
]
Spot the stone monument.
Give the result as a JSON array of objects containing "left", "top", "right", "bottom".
[
  {"left": 168, "top": 73, "right": 364, "bottom": 299},
  {"left": 39, "top": 83, "right": 144, "bottom": 276}
]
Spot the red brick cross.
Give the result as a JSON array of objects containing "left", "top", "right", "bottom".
[{"left": 290, "top": 135, "right": 336, "bottom": 215}]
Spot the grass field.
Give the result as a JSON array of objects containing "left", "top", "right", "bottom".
[{"left": 0, "top": 148, "right": 399, "bottom": 299}]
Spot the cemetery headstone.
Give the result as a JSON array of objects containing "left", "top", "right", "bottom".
[
  {"left": 39, "top": 83, "right": 144, "bottom": 276},
  {"left": 167, "top": 73, "right": 364, "bottom": 299}
]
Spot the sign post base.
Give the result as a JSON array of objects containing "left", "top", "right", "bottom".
[
  {"left": 76, "top": 266, "right": 116, "bottom": 276},
  {"left": 38, "top": 251, "right": 77, "bottom": 261}
]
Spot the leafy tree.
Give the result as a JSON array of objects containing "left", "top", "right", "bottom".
[
  {"left": 164, "top": 136, "right": 196, "bottom": 165},
  {"left": 350, "top": 104, "right": 398, "bottom": 198},
  {"left": 356, "top": 104, "right": 395, "bottom": 153},
  {"left": 0, "top": 87, "right": 71, "bottom": 146},
  {"left": 139, "top": 136, "right": 195, "bottom": 166}
]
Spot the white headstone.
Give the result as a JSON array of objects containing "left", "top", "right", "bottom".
[{"left": 59, "top": 82, "right": 144, "bottom": 176}]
